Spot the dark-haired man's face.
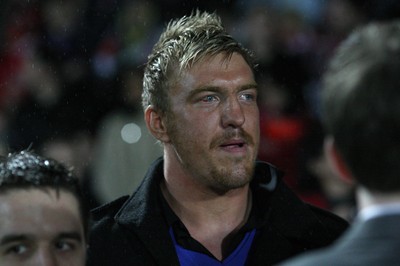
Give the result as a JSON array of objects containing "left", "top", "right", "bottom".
[{"left": 0, "top": 188, "right": 86, "bottom": 265}]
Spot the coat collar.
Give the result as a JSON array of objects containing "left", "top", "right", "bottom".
[
  {"left": 113, "top": 157, "right": 345, "bottom": 265},
  {"left": 115, "top": 159, "right": 280, "bottom": 228}
]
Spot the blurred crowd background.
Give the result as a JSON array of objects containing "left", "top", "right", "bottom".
[{"left": 1, "top": 0, "right": 399, "bottom": 220}]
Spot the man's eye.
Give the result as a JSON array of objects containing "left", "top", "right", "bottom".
[
  {"left": 55, "top": 241, "right": 75, "bottom": 251},
  {"left": 201, "top": 95, "right": 218, "bottom": 102},
  {"left": 239, "top": 92, "right": 256, "bottom": 101},
  {"left": 5, "top": 244, "right": 28, "bottom": 255}
]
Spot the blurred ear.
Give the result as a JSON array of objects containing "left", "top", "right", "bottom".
[
  {"left": 324, "top": 137, "right": 354, "bottom": 184},
  {"left": 144, "top": 106, "right": 170, "bottom": 143}
]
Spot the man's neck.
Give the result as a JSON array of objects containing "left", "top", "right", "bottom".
[{"left": 161, "top": 177, "right": 251, "bottom": 260}]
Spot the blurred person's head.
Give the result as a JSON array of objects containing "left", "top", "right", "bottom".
[
  {"left": 242, "top": 6, "right": 277, "bottom": 64},
  {"left": 323, "top": 0, "right": 366, "bottom": 36},
  {"left": 322, "top": 20, "right": 400, "bottom": 193},
  {"left": 0, "top": 150, "right": 87, "bottom": 265}
]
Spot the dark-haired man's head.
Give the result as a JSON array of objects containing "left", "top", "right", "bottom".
[{"left": 0, "top": 150, "right": 86, "bottom": 265}]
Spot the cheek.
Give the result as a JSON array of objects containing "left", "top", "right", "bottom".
[
  {"left": 56, "top": 253, "right": 86, "bottom": 266},
  {"left": 173, "top": 110, "right": 218, "bottom": 133},
  {"left": 170, "top": 119, "right": 215, "bottom": 153}
]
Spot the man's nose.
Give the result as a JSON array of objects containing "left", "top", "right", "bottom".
[
  {"left": 35, "top": 247, "right": 58, "bottom": 266},
  {"left": 221, "top": 97, "right": 245, "bottom": 128}
]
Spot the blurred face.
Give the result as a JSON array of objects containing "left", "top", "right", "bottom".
[
  {"left": 0, "top": 188, "right": 86, "bottom": 266},
  {"left": 165, "top": 52, "right": 259, "bottom": 192}
]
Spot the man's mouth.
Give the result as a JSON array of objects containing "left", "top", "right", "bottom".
[
  {"left": 210, "top": 130, "right": 254, "bottom": 151},
  {"left": 221, "top": 142, "right": 245, "bottom": 148},
  {"left": 220, "top": 140, "right": 246, "bottom": 150}
]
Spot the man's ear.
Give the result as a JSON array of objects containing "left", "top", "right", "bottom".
[
  {"left": 324, "top": 137, "right": 354, "bottom": 184},
  {"left": 144, "top": 106, "right": 170, "bottom": 143}
]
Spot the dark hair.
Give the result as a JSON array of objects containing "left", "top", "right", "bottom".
[
  {"left": 0, "top": 150, "right": 88, "bottom": 236},
  {"left": 321, "top": 20, "right": 400, "bottom": 192}
]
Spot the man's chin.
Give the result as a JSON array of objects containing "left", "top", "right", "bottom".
[{"left": 209, "top": 181, "right": 249, "bottom": 195}]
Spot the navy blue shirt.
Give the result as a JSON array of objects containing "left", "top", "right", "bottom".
[{"left": 159, "top": 187, "right": 265, "bottom": 261}]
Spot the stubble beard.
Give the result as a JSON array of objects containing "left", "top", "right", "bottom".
[
  {"left": 165, "top": 114, "right": 258, "bottom": 194},
  {"left": 207, "top": 158, "right": 255, "bottom": 194},
  {"left": 207, "top": 128, "right": 258, "bottom": 192}
]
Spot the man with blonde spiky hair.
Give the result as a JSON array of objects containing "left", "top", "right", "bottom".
[{"left": 87, "top": 10, "right": 347, "bottom": 266}]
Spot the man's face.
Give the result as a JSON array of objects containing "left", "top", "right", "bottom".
[
  {"left": 165, "top": 52, "right": 260, "bottom": 192},
  {"left": 0, "top": 188, "right": 86, "bottom": 266}
]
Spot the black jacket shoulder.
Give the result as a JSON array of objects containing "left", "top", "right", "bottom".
[{"left": 91, "top": 195, "right": 129, "bottom": 220}]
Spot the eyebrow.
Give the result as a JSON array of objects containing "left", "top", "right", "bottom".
[
  {"left": 188, "top": 83, "right": 258, "bottom": 99},
  {"left": 57, "top": 232, "right": 83, "bottom": 242},
  {"left": 239, "top": 84, "right": 259, "bottom": 91},
  {"left": 0, "top": 231, "right": 83, "bottom": 246},
  {"left": 0, "top": 234, "right": 30, "bottom": 245}
]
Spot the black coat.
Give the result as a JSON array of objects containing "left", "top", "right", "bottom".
[{"left": 87, "top": 158, "right": 348, "bottom": 266}]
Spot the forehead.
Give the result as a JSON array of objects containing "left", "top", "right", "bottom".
[
  {"left": 0, "top": 188, "right": 83, "bottom": 240},
  {"left": 173, "top": 52, "right": 255, "bottom": 92}
]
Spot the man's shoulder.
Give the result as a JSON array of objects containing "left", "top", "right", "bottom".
[
  {"left": 88, "top": 196, "right": 132, "bottom": 256},
  {"left": 254, "top": 160, "right": 348, "bottom": 227},
  {"left": 253, "top": 160, "right": 348, "bottom": 243},
  {"left": 87, "top": 195, "right": 156, "bottom": 266},
  {"left": 307, "top": 203, "right": 349, "bottom": 230},
  {"left": 91, "top": 195, "right": 130, "bottom": 223}
]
